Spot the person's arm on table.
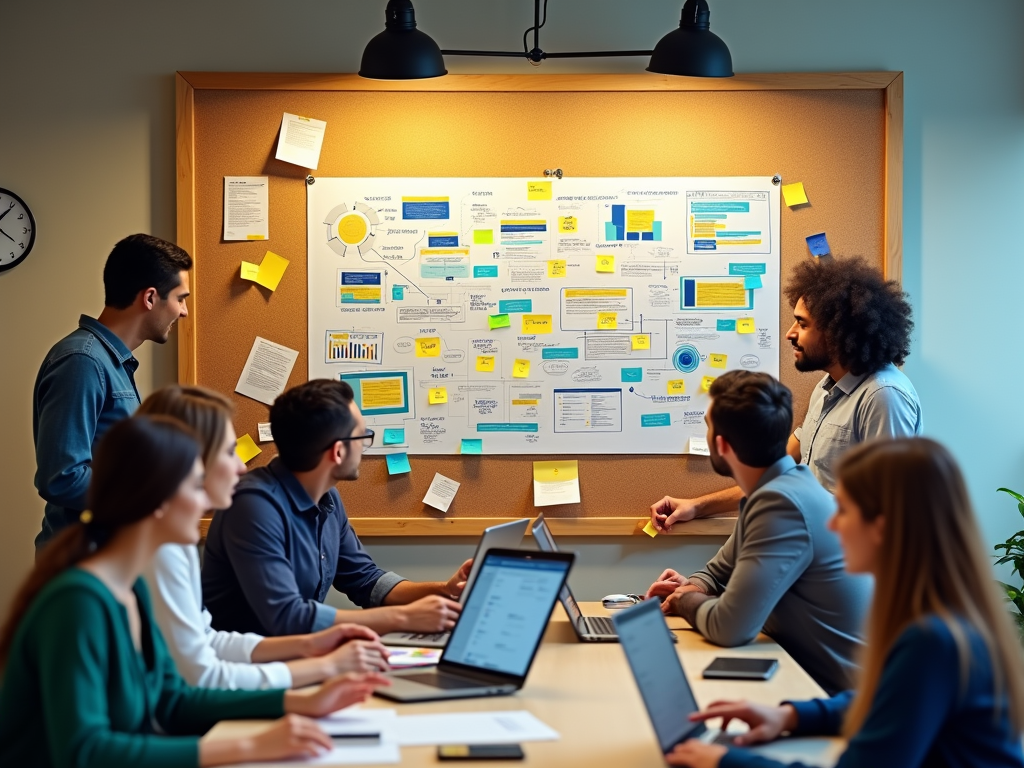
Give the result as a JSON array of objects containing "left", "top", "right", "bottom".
[
  {"left": 655, "top": 527, "right": 736, "bottom": 610},
  {"left": 251, "top": 623, "right": 390, "bottom": 680},
  {"left": 650, "top": 486, "right": 744, "bottom": 532}
]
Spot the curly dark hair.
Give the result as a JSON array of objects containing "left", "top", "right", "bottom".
[{"left": 784, "top": 257, "right": 913, "bottom": 376}]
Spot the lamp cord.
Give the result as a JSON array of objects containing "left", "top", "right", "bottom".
[{"left": 522, "top": 0, "right": 550, "bottom": 56}]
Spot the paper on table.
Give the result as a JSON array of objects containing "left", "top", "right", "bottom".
[
  {"left": 235, "top": 434, "right": 261, "bottom": 463},
  {"left": 257, "top": 422, "right": 274, "bottom": 442},
  {"left": 234, "top": 337, "right": 299, "bottom": 406},
  {"left": 391, "top": 711, "right": 559, "bottom": 746},
  {"left": 233, "top": 744, "right": 399, "bottom": 768},
  {"left": 275, "top": 113, "right": 327, "bottom": 170},
  {"left": 223, "top": 177, "right": 269, "bottom": 241},
  {"left": 686, "top": 437, "right": 711, "bottom": 456},
  {"left": 422, "top": 472, "right": 461, "bottom": 513},
  {"left": 533, "top": 460, "right": 580, "bottom": 507}
]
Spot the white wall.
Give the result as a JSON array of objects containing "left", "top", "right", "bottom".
[{"left": 2, "top": 0, "right": 1023, "bottom": 612}]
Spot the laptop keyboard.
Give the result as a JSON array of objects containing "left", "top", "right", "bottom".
[
  {"left": 395, "top": 632, "right": 447, "bottom": 642},
  {"left": 400, "top": 672, "right": 488, "bottom": 689},
  {"left": 583, "top": 616, "right": 617, "bottom": 635}
]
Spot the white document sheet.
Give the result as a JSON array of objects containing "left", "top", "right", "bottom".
[
  {"left": 223, "top": 176, "right": 269, "bottom": 240},
  {"left": 392, "top": 711, "right": 559, "bottom": 746},
  {"left": 234, "top": 336, "right": 299, "bottom": 406},
  {"left": 276, "top": 113, "right": 327, "bottom": 169},
  {"left": 685, "top": 436, "right": 710, "bottom": 456},
  {"left": 422, "top": 472, "right": 461, "bottom": 513},
  {"left": 232, "top": 743, "right": 399, "bottom": 767},
  {"left": 257, "top": 422, "right": 274, "bottom": 442}
]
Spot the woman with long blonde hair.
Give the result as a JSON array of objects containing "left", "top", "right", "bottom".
[{"left": 668, "top": 437, "right": 1024, "bottom": 768}]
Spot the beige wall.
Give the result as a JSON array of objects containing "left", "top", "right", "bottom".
[{"left": 3, "top": 0, "right": 1024, "bottom": 614}]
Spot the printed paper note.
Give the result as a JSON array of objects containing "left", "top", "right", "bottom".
[
  {"left": 275, "top": 112, "right": 327, "bottom": 170},
  {"left": 533, "top": 460, "right": 581, "bottom": 507},
  {"left": 257, "top": 422, "right": 274, "bottom": 442},
  {"left": 235, "top": 434, "right": 262, "bottom": 463},
  {"left": 422, "top": 472, "right": 461, "bottom": 513},
  {"left": 782, "top": 182, "right": 809, "bottom": 207},
  {"left": 223, "top": 177, "right": 269, "bottom": 241},
  {"left": 386, "top": 453, "right": 411, "bottom": 475},
  {"left": 686, "top": 437, "right": 711, "bottom": 456},
  {"left": 234, "top": 336, "right": 299, "bottom": 406}
]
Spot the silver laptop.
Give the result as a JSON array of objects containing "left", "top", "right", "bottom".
[
  {"left": 376, "top": 548, "right": 574, "bottom": 703},
  {"left": 531, "top": 513, "right": 675, "bottom": 644},
  {"left": 613, "top": 599, "right": 731, "bottom": 749},
  {"left": 381, "top": 518, "right": 530, "bottom": 648}
]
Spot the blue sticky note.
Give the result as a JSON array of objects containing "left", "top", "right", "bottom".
[
  {"left": 621, "top": 367, "right": 643, "bottom": 382},
  {"left": 461, "top": 438, "right": 483, "bottom": 455},
  {"left": 806, "top": 232, "right": 831, "bottom": 257},
  {"left": 498, "top": 299, "right": 533, "bottom": 314},
  {"left": 641, "top": 413, "right": 671, "bottom": 428},
  {"left": 744, "top": 274, "right": 762, "bottom": 289},
  {"left": 392, "top": 285, "right": 405, "bottom": 300},
  {"left": 383, "top": 428, "right": 405, "bottom": 445},
  {"left": 728, "top": 263, "right": 767, "bottom": 276},
  {"left": 717, "top": 319, "right": 737, "bottom": 331},
  {"left": 473, "top": 265, "right": 499, "bottom": 278},
  {"left": 542, "top": 348, "right": 579, "bottom": 360},
  {"left": 385, "top": 452, "right": 411, "bottom": 475}
]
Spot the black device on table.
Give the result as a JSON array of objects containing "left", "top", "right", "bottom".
[
  {"left": 438, "top": 744, "right": 525, "bottom": 760},
  {"left": 703, "top": 657, "right": 779, "bottom": 680}
]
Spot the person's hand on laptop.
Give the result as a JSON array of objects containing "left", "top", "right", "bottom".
[
  {"left": 663, "top": 583, "right": 707, "bottom": 616},
  {"left": 283, "top": 671, "right": 391, "bottom": 717},
  {"left": 688, "top": 700, "right": 799, "bottom": 746},
  {"left": 444, "top": 558, "right": 474, "bottom": 599},
  {"left": 650, "top": 496, "right": 699, "bottom": 532},
  {"left": 400, "top": 595, "right": 463, "bottom": 632},
  {"left": 646, "top": 568, "right": 689, "bottom": 600},
  {"left": 665, "top": 740, "right": 727, "bottom": 768}
]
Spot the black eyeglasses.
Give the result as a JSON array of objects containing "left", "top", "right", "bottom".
[{"left": 325, "top": 429, "right": 375, "bottom": 451}]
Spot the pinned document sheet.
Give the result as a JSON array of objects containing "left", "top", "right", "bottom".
[
  {"left": 275, "top": 112, "right": 327, "bottom": 170},
  {"left": 257, "top": 422, "right": 274, "bottom": 442},
  {"left": 533, "top": 460, "right": 581, "bottom": 507},
  {"left": 686, "top": 437, "right": 711, "bottom": 456},
  {"left": 234, "top": 337, "right": 299, "bottom": 406},
  {"left": 223, "top": 177, "right": 269, "bottom": 241},
  {"left": 422, "top": 472, "right": 461, "bottom": 513}
]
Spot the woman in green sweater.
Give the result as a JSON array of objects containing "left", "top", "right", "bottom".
[{"left": 0, "top": 415, "right": 389, "bottom": 768}]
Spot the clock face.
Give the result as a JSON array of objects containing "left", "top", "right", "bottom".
[{"left": 0, "top": 188, "right": 36, "bottom": 272}]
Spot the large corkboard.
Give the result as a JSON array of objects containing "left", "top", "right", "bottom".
[{"left": 176, "top": 72, "right": 903, "bottom": 538}]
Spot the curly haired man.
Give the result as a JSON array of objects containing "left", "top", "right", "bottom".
[{"left": 650, "top": 257, "right": 922, "bottom": 530}]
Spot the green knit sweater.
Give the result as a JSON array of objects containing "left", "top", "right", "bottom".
[{"left": 0, "top": 568, "right": 285, "bottom": 767}]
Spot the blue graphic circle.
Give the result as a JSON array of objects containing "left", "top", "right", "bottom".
[{"left": 673, "top": 344, "right": 701, "bottom": 374}]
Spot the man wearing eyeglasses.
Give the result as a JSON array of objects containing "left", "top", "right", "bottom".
[{"left": 202, "top": 378, "right": 470, "bottom": 637}]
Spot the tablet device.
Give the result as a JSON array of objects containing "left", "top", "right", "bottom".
[{"left": 702, "top": 657, "right": 778, "bottom": 680}]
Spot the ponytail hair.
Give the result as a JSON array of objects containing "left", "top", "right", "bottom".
[{"left": 0, "top": 415, "right": 199, "bottom": 668}]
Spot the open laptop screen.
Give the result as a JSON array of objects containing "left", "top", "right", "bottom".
[
  {"left": 613, "top": 599, "right": 701, "bottom": 752},
  {"left": 443, "top": 552, "right": 571, "bottom": 677},
  {"left": 530, "top": 516, "right": 584, "bottom": 623}
]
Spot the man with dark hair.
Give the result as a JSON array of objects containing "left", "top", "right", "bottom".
[
  {"left": 33, "top": 234, "right": 191, "bottom": 547},
  {"left": 650, "top": 256, "right": 922, "bottom": 530},
  {"left": 645, "top": 371, "right": 871, "bottom": 695},
  {"left": 202, "top": 379, "right": 471, "bottom": 638}
]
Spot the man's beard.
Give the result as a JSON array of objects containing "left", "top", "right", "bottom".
[
  {"left": 793, "top": 341, "right": 832, "bottom": 373},
  {"left": 708, "top": 446, "right": 732, "bottom": 479}
]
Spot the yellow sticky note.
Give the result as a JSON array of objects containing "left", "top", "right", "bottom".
[
  {"left": 558, "top": 216, "right": 577, "bottom": 234},
  {"left": 476, "top": 355, "right": 496, "bottom": 372},
  {"left": 533, "top": 459, "right": 579, "bottom": 483},
  {"left": 513, "top": 359, "right": 531, "bottom": 378},
  {"left": 428, "top": 387, "right": 448, "bottom": 405},
  {"left": 527, "top": 181, "right": 552, "bottom": 201},
  {"left": 737, "top": 318, "right": 756, "bottom": 334},
  {"left": 547, "top": 260, "right": 567, "bottom": 278},
  {"left": 627, "top": 209, "right": 655, "bottom": 232},
  {"left": 642, "top": 520, "right": 659, "bottom": 538},
  {"left": 667, "top": 379, "right": 686, "bottom": 394},
  {"left": 473, "top": 229, "right": 494, "bottom": 245},
  {"left": 522, "top": 314, "right": 553, "bottom": 334},
  {"left": 701, "top": 376, "right": 717, "bottom": 393},
  {"left": 631, "top": 334, "right": 651, "bottom": 350},
  {"left": 235, "top": 434, "right": 262, "bottom": 463},
  {"left": 597, "top": 312, "right": 618, "bottom": 330},
  {"left": 596, "top": 254, "right": 615, "bottom": 273},
  {"left": 782, "top": 182, "right": 809, "bottom": 207},
  {"left": 240, "top": 261, "right": 260, "bottom": 281},
  {"left": 416, "top": 337, "right": 441, "bottom": 357},
  {"left": 709, "top": 353, "right": 728, "bottom": 369},
  {"left": 254, "top": 251, "right": 290, "bottom": 291}
]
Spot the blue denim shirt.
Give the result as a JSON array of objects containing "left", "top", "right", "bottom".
[
  {"left": 201, "top": 458, "right": 406, "bottom": 636},
  {"left": 33, "top": 315, "right": 140, "bottom": 548}
]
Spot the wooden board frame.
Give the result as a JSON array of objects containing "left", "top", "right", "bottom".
[{"left": 176, "top": 71, "right": 903, "bottom": 538}]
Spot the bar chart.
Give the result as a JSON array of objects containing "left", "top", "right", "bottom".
[
  {"left": 325, "top": 331, "right": 384, "bottom": 364},
  {"left": 604, "top": 205, "right": 663, "bottom": 242}
]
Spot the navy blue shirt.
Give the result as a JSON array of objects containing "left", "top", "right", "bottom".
[
  {"left": 721, "top": 616, "right": 1024, "bottom": 768},
  {"left": 201, "top": 458, "right": 406, "bottom": 636},
  {"left": 33, "top": 315, "right": 140, "bottom": 548}
]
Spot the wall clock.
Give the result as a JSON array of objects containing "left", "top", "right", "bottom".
[{"left": 0, "top": 188, "right": 36, "bottom": 272}]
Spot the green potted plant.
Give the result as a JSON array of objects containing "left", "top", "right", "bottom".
[{"left": 994, "top": 488, "right": 1024, "bottom": 640}]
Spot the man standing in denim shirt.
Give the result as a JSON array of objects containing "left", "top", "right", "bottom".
[{"left": 33, "top": 234, "right": 192, "bottom": 548}]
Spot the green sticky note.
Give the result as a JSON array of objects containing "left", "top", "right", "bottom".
[
  {"left": 473, "top": 229, "right": 494, "bottom": 245},
  {"left": 461, "top": 438, "right": 483, "bottom": 455},
  {"left": 488, "top": 313, "right": 511, "bottom": 330},
  {"left": 383, "top": 428, "right": 405, "bottom": 445},
  {"left": 385, "top": 452, "right": 411, "bottom": 475}
]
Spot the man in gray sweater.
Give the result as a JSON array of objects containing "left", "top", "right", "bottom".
[{"left": 646, "top": 371, "right": 871, "bottom": 695}]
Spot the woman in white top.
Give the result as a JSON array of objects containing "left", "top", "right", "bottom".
[{"left": 139, "top": 385, "right": 389, "bottom": 690}]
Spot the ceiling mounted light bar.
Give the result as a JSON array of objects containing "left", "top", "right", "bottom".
[{"left": 359, "top": 0, "right": 733, "bottom": 80}]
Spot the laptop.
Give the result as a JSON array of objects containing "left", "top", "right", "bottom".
[
  {"left": 381, "top": 518, "right": 530, "bottom": 648},
  {"left": 531, "top": 513, "right": 675, "bottom": 644},
  {"left": 612, "top": 599, "right": 731, "bottom": 750},
  {"left": 376, "top": 548, "right": 574, "bottom": 703}
]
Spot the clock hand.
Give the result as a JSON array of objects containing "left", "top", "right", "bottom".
[
  {"left": 0, "top": 206, "right": 13, "bottom": 223},
  {"left": 0, "top": 228, "right": 14, "bottom": 243}
]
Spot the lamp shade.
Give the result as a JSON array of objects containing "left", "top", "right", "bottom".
[
  {"left": 647, "top": 0, "right": 733, "bottom": 78},
  {"left": 359, "top": 0, "right": 447, "bottom": 80}
]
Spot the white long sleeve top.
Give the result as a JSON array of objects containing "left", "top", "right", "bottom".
[{"left": 143, "top": 543, "right": 293, "bottom": 690}]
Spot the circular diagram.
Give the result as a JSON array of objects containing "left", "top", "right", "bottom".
[
  {"left": 672, "top": 344, "right": 701, "bottom": 374},
  {"left": 323, "top": 201, "right": 379, "bottom": 257}
]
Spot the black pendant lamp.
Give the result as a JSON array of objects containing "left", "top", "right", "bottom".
[
  {"left": 359, "top": 0, "right": 447, "bottom": 80},
  {"left": 648, "top": 0, "right": 733, "bottom": 78}
]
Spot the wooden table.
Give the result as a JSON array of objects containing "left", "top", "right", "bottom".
[{"left": 208, "top": 603, "right": 845, "bottom": 767}]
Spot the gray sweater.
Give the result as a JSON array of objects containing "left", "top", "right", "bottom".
[{"left": 689, "top": 456, "right": 872, "bottom": 695}]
